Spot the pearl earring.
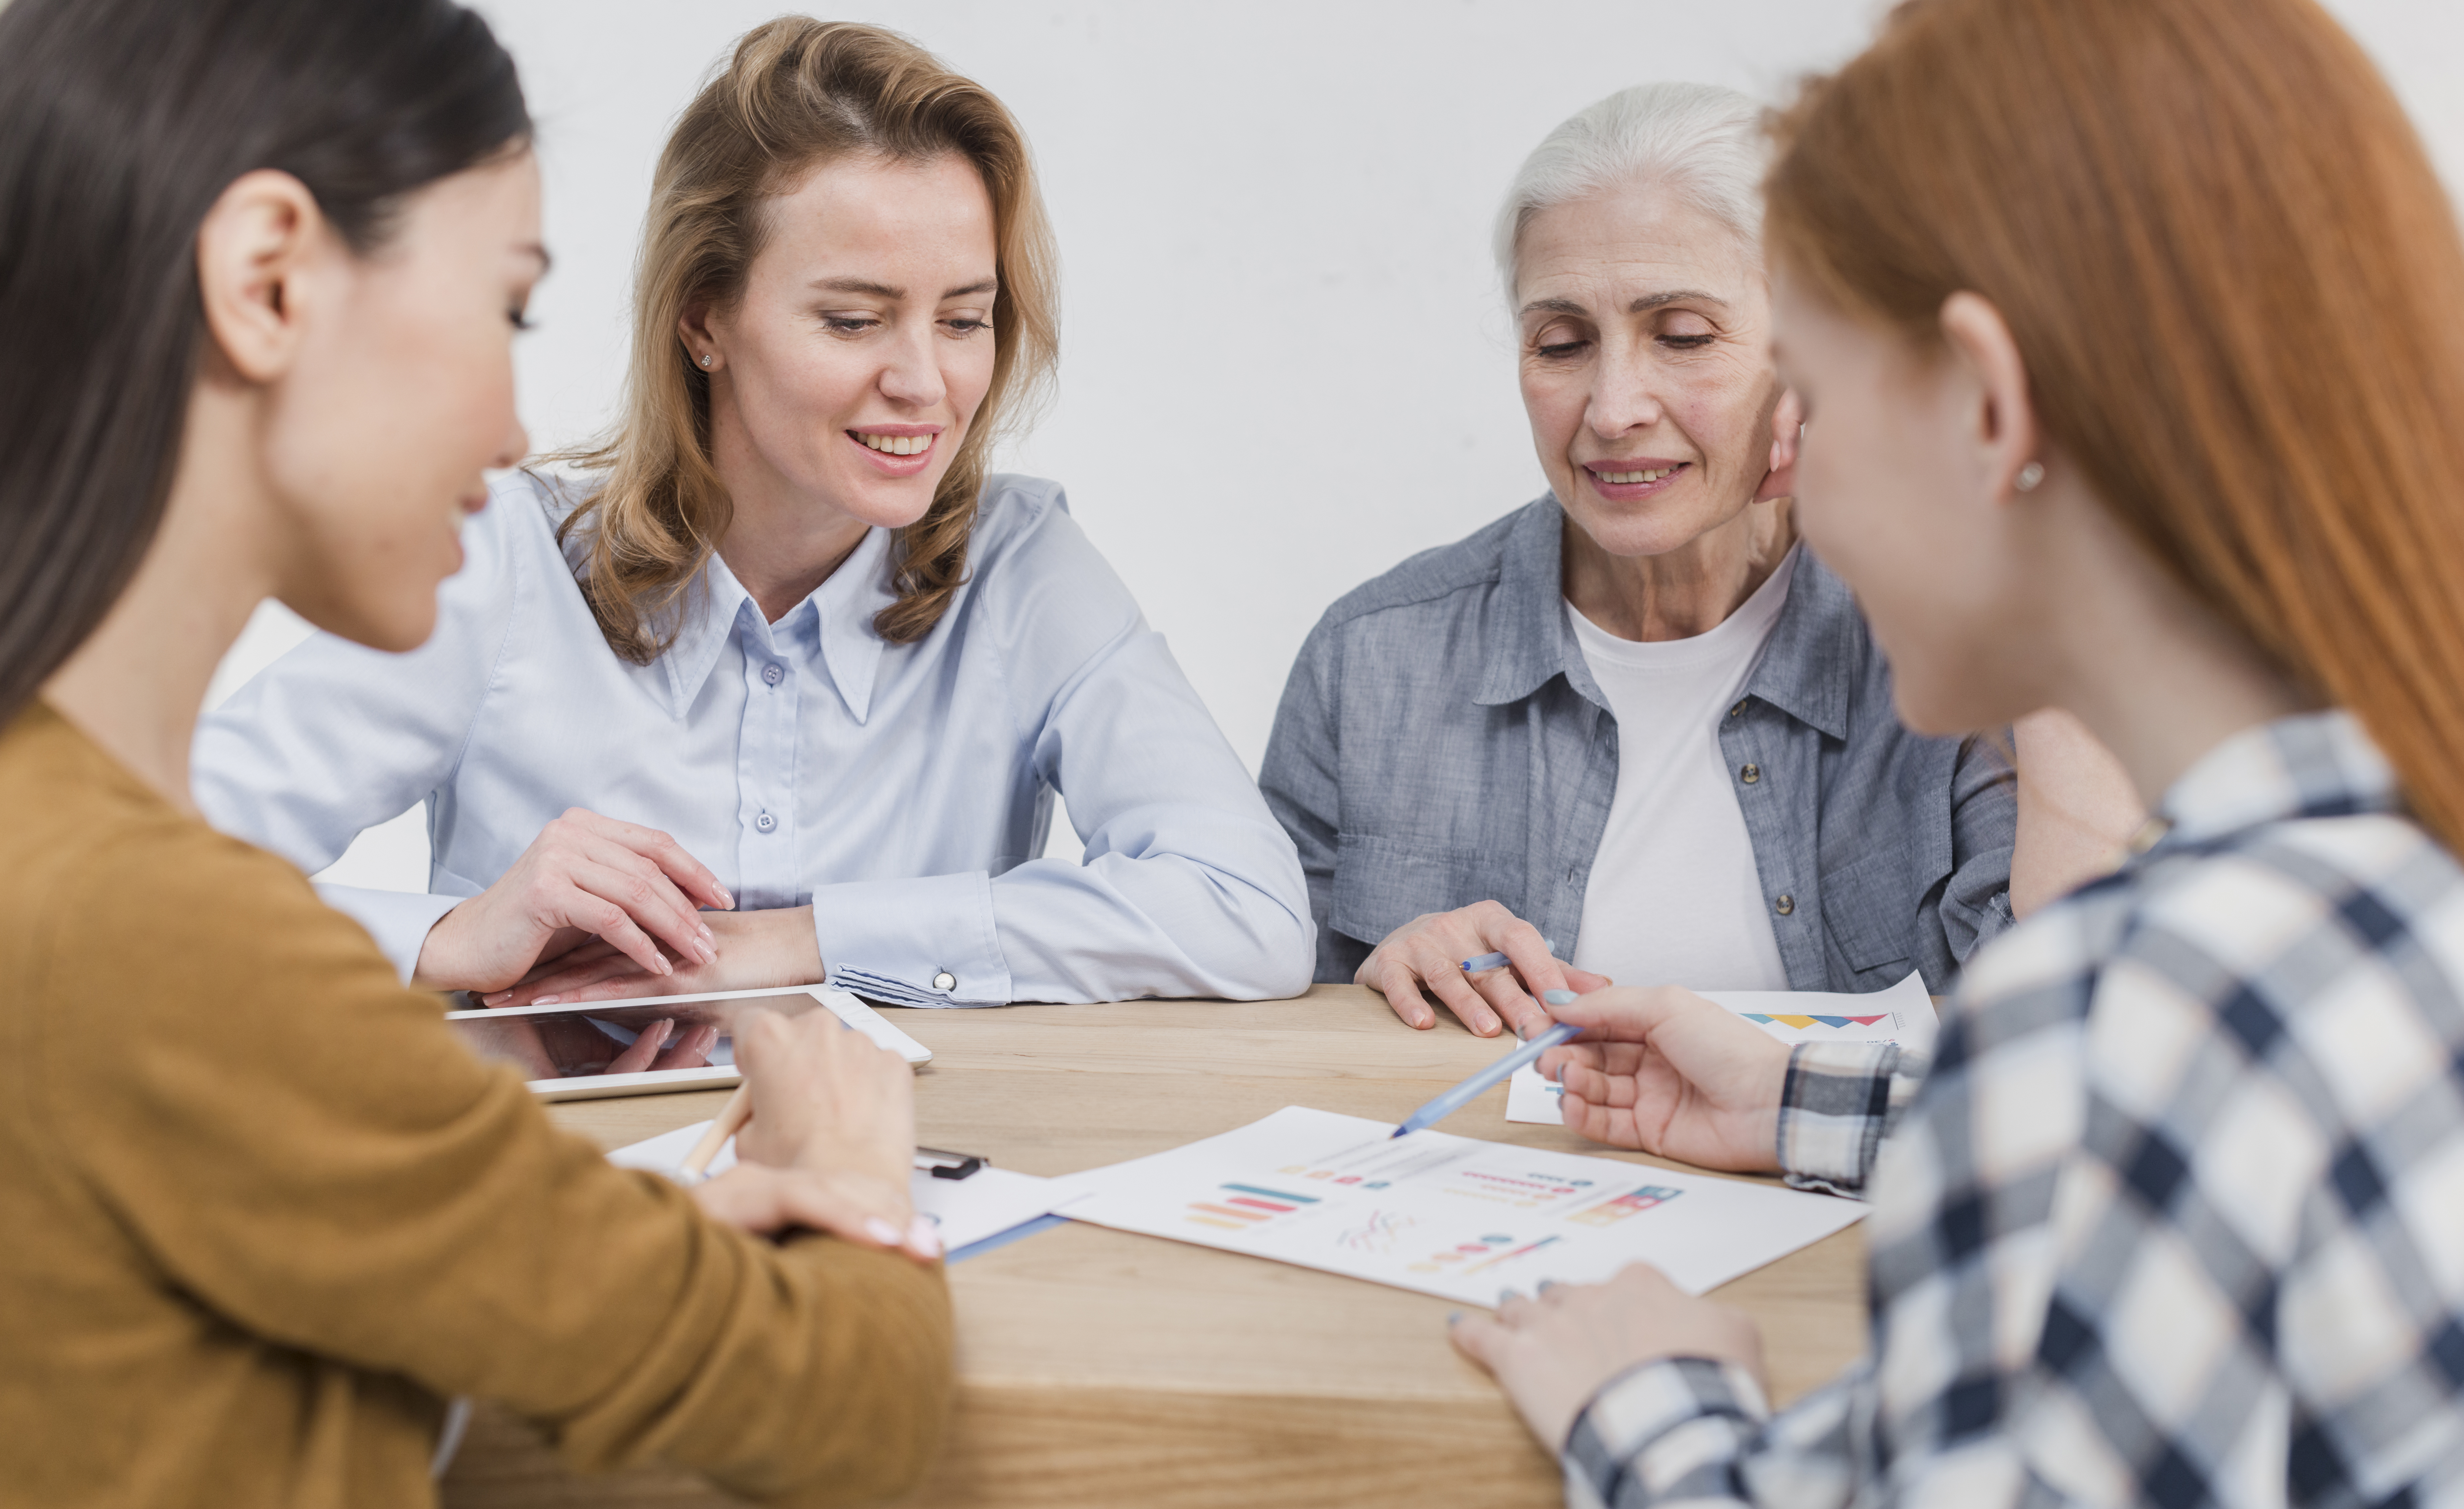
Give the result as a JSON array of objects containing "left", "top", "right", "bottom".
[
  {"left": 699, "top": 353, "right": 713, "bottom": 369},
  {"left": 2014, "top": 461, "right": 2045, "bottom": 492}
]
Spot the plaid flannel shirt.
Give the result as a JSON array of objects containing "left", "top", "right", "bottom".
[{"left": 1564, "top": 711, "right": 2464, "bottom": 1508}]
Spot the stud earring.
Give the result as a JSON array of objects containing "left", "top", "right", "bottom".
[
  {"left": 2014, "top": 461, "right": 2045, "bottom": 493},
  {"left": 699, "top": 353, "right": 713, "bottom": 369}
]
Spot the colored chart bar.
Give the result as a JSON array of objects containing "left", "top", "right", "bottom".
[{"left": 1222, "top": 1182, "right": 1318, "bottom": 1204}]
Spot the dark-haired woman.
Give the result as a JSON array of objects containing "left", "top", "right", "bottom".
[
  {"left": 0, "top": 0, "right": 953, "bottom": 1501},
  {"left": 1450, "top": 0, "right": 2464, "bottom": 1503},
  {"left": 192, "top": 18, "right": 1312, "bottom": 1013}
]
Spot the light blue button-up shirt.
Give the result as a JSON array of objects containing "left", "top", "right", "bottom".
[{"left": 194, "top": 470, "right": 1314, "bottom": 1006}]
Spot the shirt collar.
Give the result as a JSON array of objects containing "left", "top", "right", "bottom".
[
  {"left": 1474, "top": 498, "right": 1593, "bottom": 709},
  {"left": 1473, "top": 498, "right": 1848, "bottom": 738},
  {"left": 660, "top": 527, "right": 898, "bottom": 723},
  {"left": 2152, "top": 709, "right": 2396, "bottom": 849}
]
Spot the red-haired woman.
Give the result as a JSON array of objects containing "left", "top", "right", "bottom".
[{"left": 1455, "top": 0, "right": 2464, "bottom": 1502}]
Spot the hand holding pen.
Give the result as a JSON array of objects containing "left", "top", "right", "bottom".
[{"left": 1354, "top": 902, "right": 1611, "bottom": 1038}]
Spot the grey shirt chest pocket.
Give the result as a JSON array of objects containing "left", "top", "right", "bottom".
[
  {"left": 1329, "top": 832, "right": 1499, "bottom": 948},
  {"left": 1818, "top": 846, "right": 1934, "bottom": 981}
]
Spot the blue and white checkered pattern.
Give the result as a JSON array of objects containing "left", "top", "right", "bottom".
[{"left": 1565, "top": 711, "right": 2464, "bottom": 1507}]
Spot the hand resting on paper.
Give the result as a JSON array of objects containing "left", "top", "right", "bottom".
[
  {"left": 689, "top": 1006, "right": 939, "bottom": 1263},
  {"left": 1537, "top": 985, "right": 1792, "bottom": 1173},
  {"left": 412, "top": 808, "right": 736, "bottom": 994},
  {"left": 480, "top": 906, "right": 825, "bottom": 1008},
  {"left": 1450, "top": 1264, "right": 1765, "bottom": 1453},
  {"left": 1358, "top": 900, "right": 1611, "bottom": 1039}
]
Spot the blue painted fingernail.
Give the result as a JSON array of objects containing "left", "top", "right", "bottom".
[
  {"left": 1447, "top": 1310, "right": 1464, "bottom": 1325},
  {"left": 1542, "top": 989, "right": 1576, "bottom": 1006},
  {"left": 1537, "top": 1279, "right": 1557, "bottom": 1294}
]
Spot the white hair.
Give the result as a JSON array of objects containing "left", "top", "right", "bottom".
[{"left": 1493, "top": 82, "right": 1768, "bottom": 303}]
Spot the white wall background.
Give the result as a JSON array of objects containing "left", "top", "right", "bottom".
[{"left": 207, "top": 0, "right": 2464, "bottom": 890}]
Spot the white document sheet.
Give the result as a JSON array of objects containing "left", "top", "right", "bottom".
[
  {"left": 1507, "top": 971, "right": 1938, "bottom": 1126},
  {"left": 607, "top": 1121, "right": 1063, "bottom": 1253},
  {"left": 1051, "top": 1105, "right": 1863, "bottom": 1306}
]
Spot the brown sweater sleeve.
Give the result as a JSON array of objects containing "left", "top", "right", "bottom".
[{"left": 32, "top": 821, "right": 951, "bottom": 1505}]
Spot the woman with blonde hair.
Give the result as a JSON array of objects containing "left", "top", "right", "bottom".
[
  {"left": 1454, "top": 0, "right": 2464, "bottom": 1501},
  {"left": 196, "top": 19, "right": 1311, "bottom": 1011}
]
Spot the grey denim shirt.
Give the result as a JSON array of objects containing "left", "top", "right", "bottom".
[{"left": 1260, "top": 498, "right": 2017, "bottom": 993}]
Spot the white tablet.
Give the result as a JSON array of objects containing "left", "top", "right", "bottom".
[{"left": 444, "top": 986, "right": 930, "bottom": 1102}]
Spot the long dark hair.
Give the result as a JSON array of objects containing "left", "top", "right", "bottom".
[{"left": 0, "top": 0, "right": 532, "bottom": 726}]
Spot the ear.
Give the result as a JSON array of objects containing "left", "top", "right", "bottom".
[
  {"left": 1753, "top": 385, "right": 1805, "bottom": 503},
  {"left": 1936, "top": 290, "right": 2042, "bottom": 502},
  {"left": 677, "top": 301, "right": 719, "bottom": 371},
  {"left": 196, "top": 170, "right": 325, "bottom": 384}
]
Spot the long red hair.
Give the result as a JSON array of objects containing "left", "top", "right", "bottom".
[{"left": 1766, "top": 0, "right": 2464, "bottom": 849}]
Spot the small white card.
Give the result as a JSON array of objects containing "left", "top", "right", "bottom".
[{"left": 1505, "top": 972, "right": 1937, "bottom": 1125}]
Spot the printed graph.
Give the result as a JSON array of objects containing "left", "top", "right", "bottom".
[
  {"left": 1336, "top": 1208, "right": 1416, "bottom": 1255},
  {"left": 1433, "top": 1163, "right": 1596, "bottom": 1210},
  {"left": 1184, "top": 1181, "right": 1320, "bottom": 1232},
  {"left": 1741, "top": 1012, "right": 1888, "bottom": 1030},
  {"left": 1565, "top": 1183, "right": 1683, "bottom": 1227},
  {"left": 1407, "top": 1231, "right": 1563, "bottom": 1276},
  {"left": 1277, "top": 1135, "right": 1475, "bottom": 1191}
]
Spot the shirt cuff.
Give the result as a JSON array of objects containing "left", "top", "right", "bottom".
[
  {"left": 1564, "top": 1356, "right": 1770, "bottom": 1508},
  {"left": 1775, "top": 1039, "right": 1918, "bottom": 1197},
  {"left": 313, "top": 883, "right": 463, "bottom": 985},
  {"left": 810, "top": 871, "right": 1012, "bottom": 1007}
]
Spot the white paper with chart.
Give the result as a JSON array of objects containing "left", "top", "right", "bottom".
[
  {"left": 1506, "top": 969, "right": 1939, "bottom": 1124},
  {"left": 1051, "top": 1105, "right": 1863, "bottom": 1307}
]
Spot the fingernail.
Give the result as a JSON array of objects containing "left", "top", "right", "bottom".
[
  {"left": 1542, "top": 989, "right": 1576, "bottom": 1006},
  {"left": 654, "top": 955, "right": 673, "bottom": 975},
  {"left": 1446, "top": 1310, "right": 1464, "bottom": 1325},
  {"left": 1537, "top": 1279, "right": 1558, "bottom": 1294},
  {"left": 482, "top": 991, "right": 508, "bottom": 1006},
  {"left": 907, "top": 1216, "right": 943, "bottom": 1260},
  {"left": 863, "top": 1217, "right": 903, "bottom": 1246},
  {"left": 533, "top": 995, "right": 560, "bottom": 1006},
  {"left": 698, "top": 923, "right": 715, "bottom": 943},
  {"left": 717, "top": 889, "right": 736, "bottom": 910}
]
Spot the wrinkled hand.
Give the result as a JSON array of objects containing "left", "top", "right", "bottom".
[
  {"left": 1357, "top": 901, "right": 1611, "bottom": 1038},
  {"left": 720, "top": 1006, "right": 923, "bottom": 1252},
  {"left": 413, "top": 809, "right": 734, "bottom": 994},
  {"left": 482, "top": 906, "right": 824, "bottom": 1008},
  {"left": 1537, "top": 986, "right": 1791, "bottom": 1172},
  {"left": 1450, "top": 1265, "right": 1765, "bottom": 1453}
]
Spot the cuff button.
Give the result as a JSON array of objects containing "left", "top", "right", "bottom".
[{"left": 932, "top": 971, "right": 957, "bottom": 992}]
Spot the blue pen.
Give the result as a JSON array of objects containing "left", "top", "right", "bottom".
[
  {"left": 1459, "top": 937, "right": 1555, "bottom": 974},
  {"left": 1391, "top": 990, "right": 1581, "bottom": 1138}
]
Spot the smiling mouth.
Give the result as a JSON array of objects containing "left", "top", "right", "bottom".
[
  {"left": 853, "top": 431, "right": 935, "bottom": 456},
  {"left": 1593, "top": 463, "right": 1685, "bottom": 485}
]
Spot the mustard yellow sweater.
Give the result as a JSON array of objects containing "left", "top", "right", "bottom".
[{"left": 0, "top": 705, "right": 951, "bottom": 1507}]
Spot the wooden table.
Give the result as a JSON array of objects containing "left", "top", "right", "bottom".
[{"left": 440, "top": 985, "right": 1867, "bottom": 1508}]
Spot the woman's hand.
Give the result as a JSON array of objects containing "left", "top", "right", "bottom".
[
  {"left": 1357, "top": 901, "right": 1611, "bottom": 1038},
  {"left": 412, "top": 808, "right": 735, "bottom": 994},
  {"left": 704, "top": 1006, "right": 935, "bottom": 1258},
  {"left": 480, "top": 905, "right": 825, "bottom": 1008},
  {"left": 1538, "top": 986, "right": 1792, "bottom": 1172},
  {"left": 1449, "top": 1265, "right": 1765, "bottom": 1453}
]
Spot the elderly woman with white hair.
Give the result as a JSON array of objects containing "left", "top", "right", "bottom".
[{"left": 1261, "top": 83, "right": 2136, "bottom": 1038}]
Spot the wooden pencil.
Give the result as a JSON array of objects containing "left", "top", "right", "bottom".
[{"left": 680, "top": 1081, "right": 753, "bottom": 1179}]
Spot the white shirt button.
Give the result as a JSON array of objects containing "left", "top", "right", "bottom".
[
  {"left": 754, "top": 811, "right": 777, "bottom": 833},
  {"left": 761, "top": 662, "right": 784, "bottom": 687},
  {"left": 932, "top": 971, "right": 957, "bottom": 992}
]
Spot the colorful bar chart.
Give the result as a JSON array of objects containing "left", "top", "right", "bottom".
[{"left": 1185, "top": 1180, "right": 1319, "bottom": 1231}]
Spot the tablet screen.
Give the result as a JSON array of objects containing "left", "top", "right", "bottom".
[{"left": 444, "top": 988, "right": 839, "bottom": 1083}]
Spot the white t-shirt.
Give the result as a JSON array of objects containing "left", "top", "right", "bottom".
[{"left": 1566, "top": 549, "right": 1798, "bottom": 991}]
